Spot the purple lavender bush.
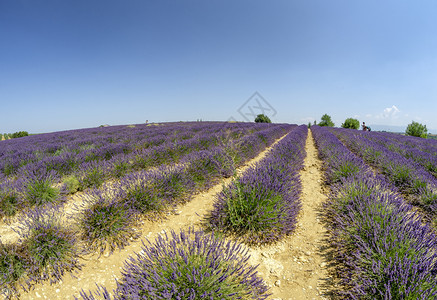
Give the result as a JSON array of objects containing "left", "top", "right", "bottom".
[
  {"left": 312, "top": 126, "right": 437, "bottom": 299},
  {"left": 76, "top": 161, "right": 111, "bottom": 191},
  {"left": 21, "top": 170, "right": 62, "bottom": 207},
  {"left": 327, "top": 175, "right": 437, "bottom": 299},
  {"left": 207, "top": 125, "right": 306, "bottom": 245},
  {"left": 79, "top": 228, "right": 270, "bottom": 299},
  {"left": 0, "top": 242, "right": 28, "bottom": 298},
  {"left": 116, "top": 165, "right": 193, "bottom": 217},
  {"left": 77, "top": 190, "right": 140, "bottom": 255},
  {"left": 209, "top": 167, "right": 300, "bottom": 244},
  {"left": 17, "top": 206, "right": 82, "bottom": 287},
  {"left": 183, "top": 147, "right": 235, "bottom": 191},
  {"left": 0, "top": 181, "right": 23, "bottom": 219}
]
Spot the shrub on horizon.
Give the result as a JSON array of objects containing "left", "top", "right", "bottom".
[
  {"left": 254, "top": 114, "right": 272, "bottom": 123},
  {"left": 405, "top": 121, "right": 428, "bottom": 138},
  {"left": 11, "top": 131, "right": 29, "bottom": 139},
  {"left": 341, "top": 118, "right": 360, "bottom": 129},
  {"left": 318, "top": 114, "right": 335, "bottom": 127}
]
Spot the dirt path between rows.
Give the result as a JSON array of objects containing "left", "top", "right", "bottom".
[{"left": 17, "top": 130, "right": 334, "bottom": 300}]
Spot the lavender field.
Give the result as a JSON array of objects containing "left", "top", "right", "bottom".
[{"left": 1, "top": 122, "right": 437, "bottom": 299}]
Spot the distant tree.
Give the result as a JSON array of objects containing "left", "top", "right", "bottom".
[
  {"left": 308, "top": 122, "right": 312, "bottom": 128},
  {"left": 255, "top": 114, "right": 272, "bottom": 123},
  {"left": 341, "top": 118, "right": 360, "bottom": 129},
  {"left": 406, "top": 121, "right": 428, "bottom": 138},
  {"left": 11, "top": 131, "right": 29, "bottom": 138},
  {"left": 318, "top": 114, "right": 334, "bottom": 127}
]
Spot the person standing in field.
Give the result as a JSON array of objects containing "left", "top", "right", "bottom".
[{"left": 362, "top": 122, "right": 367, "bottom": 131}]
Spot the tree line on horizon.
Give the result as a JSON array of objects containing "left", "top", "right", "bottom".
[
  {"left": 308, "top": 114, "right": 429, "bottom": 138},
  {"left": 1, "top": 131, "right": 29, "bottom": 140}
]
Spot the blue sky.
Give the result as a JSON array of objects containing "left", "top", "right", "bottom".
[{"left": 1, "top": 0, "right": 437, "bottom": 133}]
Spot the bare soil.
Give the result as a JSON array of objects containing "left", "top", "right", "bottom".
[{"left": 8, "top": 130, "right": 334, "bottom": 300}]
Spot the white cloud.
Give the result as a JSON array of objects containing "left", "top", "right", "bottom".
[
  {"left": 375, "top": 105, "right": 400, "bottom": 120},
  {"left": 382, "top": 105, "right": 400, "bottom": 118}
]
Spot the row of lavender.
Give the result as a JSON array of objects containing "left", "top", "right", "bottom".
[
  {"left": 78, "top": 125, "right": 307, "bottom": 299},
  {"left": 312, "top": 126, "right": 437, "bottom": 299},
  {"left": 0, "top": 122, "right": 264, "bottom": 187},
  {"left": 0, "top": 122, "right": 287, "bottom": 220},
  {"left": 0, "top": 122, "right": 263, "bottom": 165},
  {"left": 207, "top": 125, "right": 307, "bottom": 245},
  {"left": 1, "top": 122, "right": 206, "bottom": 177},
  {"left": 360, "top": 130, "right": 437, "bottom": 178},
  {"left": 0, "top": 123, "right": 293, "bottom": 297},
  {"left": 329, "top": 127, "right": 437, "bottom": 223}
]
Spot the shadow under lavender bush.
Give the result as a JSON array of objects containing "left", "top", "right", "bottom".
[{"left": 79, "top": 228, "right": 270, "bottom": 300}]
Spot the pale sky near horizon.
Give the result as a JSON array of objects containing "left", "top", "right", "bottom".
[{"left": 1, "top": 0, "right": 437, "bottom": 133}]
